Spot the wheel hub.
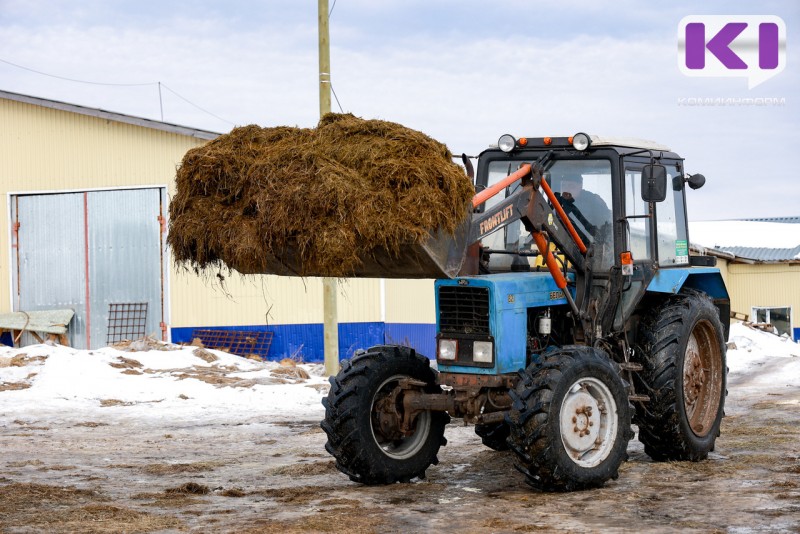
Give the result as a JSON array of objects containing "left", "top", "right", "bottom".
[
  {"left": 562, "top": 388, "right": 602, "bottom": 453},
  {"left": 370, "top": 375, "right": 432, "bottom": 460},
  {"left": 559, "top": 378, "right": 617, "bottom": 468},
  {"left": 682, "top": 322, "right": 723, "bottom": 437}
]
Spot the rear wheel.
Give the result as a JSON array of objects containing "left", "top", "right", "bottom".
[
  {"left": 506, "top": 346, "right": 633, "bottom": 491},
  {"left": 321, "top": 345, "right": 449, "bottom": 484},
  {"left": 633, "top": 290, "right": 727, "bottom": 461}
]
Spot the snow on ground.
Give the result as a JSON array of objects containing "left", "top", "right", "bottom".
[{"left": 1, "top": 323, "right": 798, "bottom": 425}]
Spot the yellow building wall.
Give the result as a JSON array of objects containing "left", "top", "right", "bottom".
[
  {"left": 0, "top": 97, "right": 381, "bottom": 331},
  {"left": 384, "top": 279, "right": 436, "bottom": 323},
  {"left": 725, "top": 263, "right": 800, "bottom": 329}
]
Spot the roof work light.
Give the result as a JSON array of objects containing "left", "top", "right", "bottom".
[{"left": 571, "top": 132, "right": 591, "bottom": 151}]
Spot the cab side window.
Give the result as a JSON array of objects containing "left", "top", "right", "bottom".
[
  {"left": 624, "top": 167, "right": 651, "bottom": 261},
  {"left": 656, "top": 166, "right": 690, "bottom": 266}
]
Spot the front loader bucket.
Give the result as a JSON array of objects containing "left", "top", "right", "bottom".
[{"left": 250, "top": 212, "right": 473, "bottom": 279}]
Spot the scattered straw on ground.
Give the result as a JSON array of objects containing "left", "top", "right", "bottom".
[
  {"left": 109, "top": 356, "right": 144, "bottom": 370},
  {"left": 0, "top": 381, "right": 32, "bottom": 392},
  {"left": 0, "top": 483, "right": 182, "bottom": 533},
  {"left": 111, "top": 337, "right": 182, "bottom": 352},
  {"left": 270, "top": 366, "right": 310, "bottom": 380},
  {"left": 99, "top": 399, "right": 137, "bottom": 407},
  {"left": 268, "top": 460, "right": 336, "bottom": 476},
  {"left": 141, "top": 462, "right": 220, "bottom": 475},
  {"left": 165, "top": 482, "right": 211, "bottom": 495},
  {"left": 193, "top": 347, "right": 219, "bottom": 363},
  {"left": 168, "top": 113, "right": 473, "bottom": 277}
]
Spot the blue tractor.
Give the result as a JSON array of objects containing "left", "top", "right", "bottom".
[{"left": 322, "top": 133, "right": 729, "bottom": 491}]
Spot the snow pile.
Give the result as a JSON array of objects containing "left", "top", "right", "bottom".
[
  {"left": 1, "top": 322, "right": 797, "bottom": 423},
  {"left": 726, "top": 321, "right": 800, "bottom": 389},
  {"left": 0, "top": 341, "right": 329, "bottom": 422}
]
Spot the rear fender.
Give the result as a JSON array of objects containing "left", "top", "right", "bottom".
[{"left": 646, "top": 268, "right": 730, "bottom": 338}]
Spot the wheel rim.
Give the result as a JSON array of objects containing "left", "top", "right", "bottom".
[
  {"left": 369, "top": 374, "right": 431, "bottom": 460},
  {"left": 559, "top": 377, "right": 618, "bottom": 468},
  {"left": 683, "top": 320, "right": 723, "bottom": 437}
]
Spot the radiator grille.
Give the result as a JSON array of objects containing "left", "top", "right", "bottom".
[{"left": 438, "top": 286, "right": 490, "bottom": 335}]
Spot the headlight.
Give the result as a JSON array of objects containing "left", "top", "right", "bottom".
[
  {"left": 571, "top": 132, "right": 591, "bottom": 151},
  {"left": 438, "top": 339, "right": 457, "bottom": 360},
  {"left": 473, "top": 341, "right": 493, "bottom": 363},
  {"left": 498, "top": 134, "right": 516, "bottom": 153}
]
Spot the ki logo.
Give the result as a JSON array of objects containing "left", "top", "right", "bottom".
[{"left": 678, "top": 16, "right": 786, "bottom": 89}]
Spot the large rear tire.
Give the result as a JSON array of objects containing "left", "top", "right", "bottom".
[
  {"left": 321, "top": 345, "right": 449, "bottom": 484},
  {"left": 506, "top": 346, "right": 633, "bottom": 491},
  {"left": 633, "top": 289, "right": 727, "bottom": 461}
]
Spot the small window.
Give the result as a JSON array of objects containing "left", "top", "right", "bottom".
[{"left": 752, "top": 306, "right": 793, "bottom": 338}]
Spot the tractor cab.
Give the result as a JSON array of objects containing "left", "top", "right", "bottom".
[{"left": 473, "top": 133, "right": 693, "bottom": 279}]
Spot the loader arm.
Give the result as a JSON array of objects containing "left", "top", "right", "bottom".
[{"left": 468, "top": 157, "right": 595, "bottom": 331}]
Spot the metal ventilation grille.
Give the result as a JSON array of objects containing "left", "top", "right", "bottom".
[
  {"left": 191, "top": 329, "right": 274, "bottom": 359},
  {"left": 438, "top": 286, "right": 490, "bottom": 335},
  {"left": 106, "top": 302, "right": 148, "bottom": 344}
]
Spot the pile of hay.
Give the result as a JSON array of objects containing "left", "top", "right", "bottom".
[{"left": 168, "top": 113, "right": 473, "bottom": 277}]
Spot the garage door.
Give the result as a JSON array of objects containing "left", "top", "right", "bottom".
[{"left": 11, "top": 188, "right": 166, "bottom": 349}]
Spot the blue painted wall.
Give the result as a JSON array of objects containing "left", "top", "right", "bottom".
[
  {"left": 385, "top": 323, "right": 437, "bottom": 359},
  {"left": 171, "top": 322, "right": 434, "bottom": 362}
]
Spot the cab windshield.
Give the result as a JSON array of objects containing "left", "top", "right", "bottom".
[{"left": 481, "top": 158, "right": 614, "bottom": 271}]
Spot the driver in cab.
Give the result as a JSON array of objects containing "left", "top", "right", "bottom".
[{"left": 554, "top": 171, "right": 611, "bottom": 239}]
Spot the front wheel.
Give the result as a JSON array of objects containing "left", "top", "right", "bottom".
[
  {"left": 506, "top": 346, "right": 633, "bottom": 491},
  {"left": 321, "top": 346, "right": 449, "bottom": 484}
]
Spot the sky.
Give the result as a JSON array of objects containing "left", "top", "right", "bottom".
[
  {"left": 0, "top": 0, "right": 797, "bottom": 221},
  {"left": 1, "top": 322, "right": 798, "bottom": 422}
]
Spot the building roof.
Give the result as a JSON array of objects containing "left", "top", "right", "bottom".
[
  {"left": 0, "top": 89, "right": 220, "bottom": 140},
  {"left": 689, "top": 220, "right": 800, "bottom": 263},
  {"left": 741, "top": 216, "right": 800, "bottom": 224},
  {"left": 717, "top": 246, "right": 800, "bottom": 262}
]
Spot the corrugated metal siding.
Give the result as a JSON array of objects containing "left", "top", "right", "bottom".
[
  {"left": 13, "top": 193, "right": 87, "bottom": 347},
  {"left": 726, "top": 263, "right": 800, "bottom": 330},
  {"left": 12, "top": 189, "right": 165, "bottom": 349},
  {"left": 87, "top": 189, "right": 163, "bottom": 346}
]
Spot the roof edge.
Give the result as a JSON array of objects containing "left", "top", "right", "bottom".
[{"left": 0, "top": 89, "right": 220, "bottom": 140}]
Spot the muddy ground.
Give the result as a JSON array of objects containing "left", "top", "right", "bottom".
[{"left": 1, "top": 376, "right": 799, "bottom": 533}]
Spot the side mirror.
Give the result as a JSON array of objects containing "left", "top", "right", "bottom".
[
  {"left": 687, "top": 173, "right": 706, "bottom": 190},
  {"left": 641, "top": 164, "right": 667, "bottom": 203}
]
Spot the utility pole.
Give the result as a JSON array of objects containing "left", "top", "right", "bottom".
[{"left": 319, "top": 0, "right": 339, "bottom": 377}]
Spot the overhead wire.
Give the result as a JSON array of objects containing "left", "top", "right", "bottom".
[
  {"left": 0, "top": 57, "right": 155, "bottom": 86},
  {"left": 0, "top": 57, "right": 234, "bottom": 125}
]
